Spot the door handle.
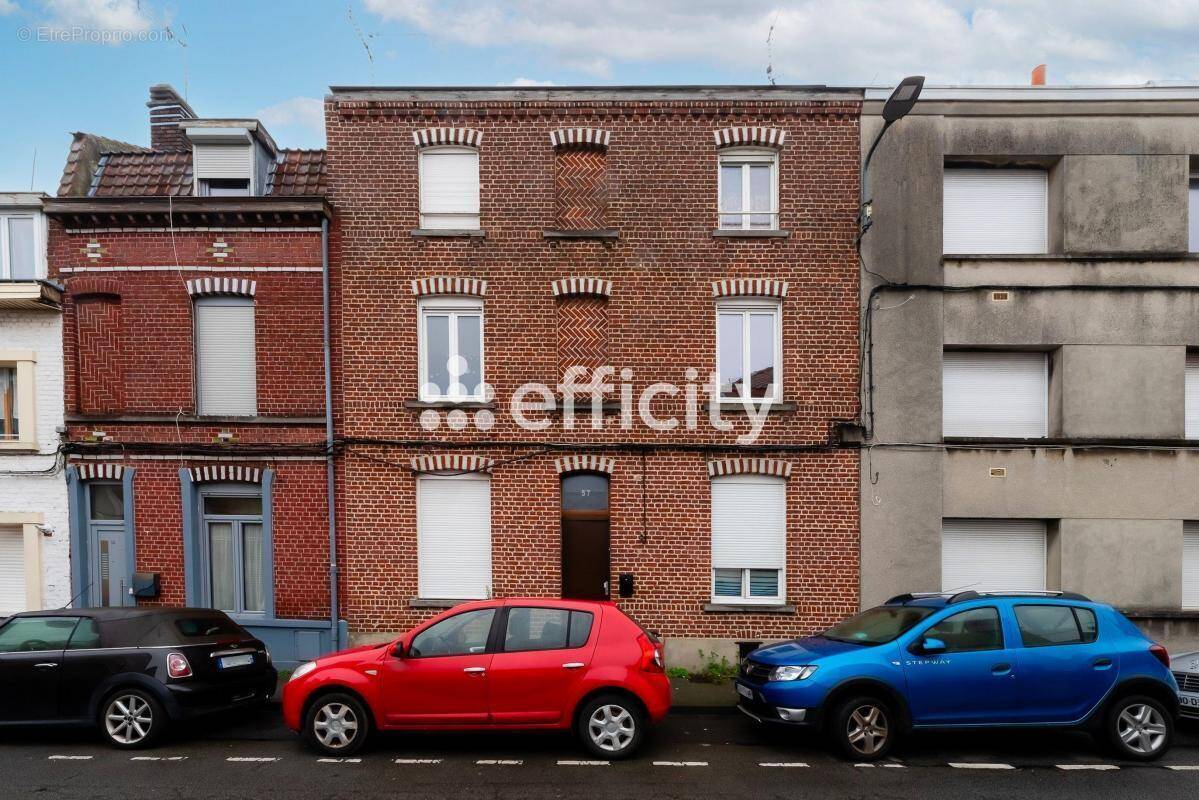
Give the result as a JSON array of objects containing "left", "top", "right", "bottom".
[
  {"left": 463, "top": 667, "right": 486, "bottom": 675},
  {"left": 602, "top": 580, "right": 610, "bottom": 596},
  {"left": 991, "top": 663, "right": 1012, "bottom": 676},
  {"left": 563, "top": 662, "right": 585, "bottom": 670},
  {"left": 1092, "top": 657, "right": 1113, "bottom": 669},
  {"left": 34, "top": 663, "right": 59, "bottom": 669}
]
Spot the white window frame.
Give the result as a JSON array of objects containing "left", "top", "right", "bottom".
[
  {"left": 1189, "top": 173, "right": 1199, "bottom": 254},
  {"left": 715, "top": 297, "right": 782, "bottom": 404},
  {"left": 418, "top": 296, "right": 486, "bottom": 402},
  {"left": 942, "top": 350, "right": 1049, "bottom": 439},
  {"left": 1187, "top": 352, "right": 1199, "bottom": 439},
  {"left": 1184, "top": 521, "right": 1199, "bottom": 610},
  {"left": 416, "top": 473, "right": 493, "bottom": 600},
  {"left": 194, "top": 297, "right": 258, "bottom": 417},
  {"left": 717, "top": 148, "right": 779, "bottom": 230},
  {"left": 0, "top": 512, "right": 45, "bottom": 613},
  {"left": 0, "top": 350, "right": 37, "bottom": 451},
  {"left": 418, "top": 146, "right": 481, "bottom": 230},
  {"left": 0, "top": 211, "right": 46, "bottom": 280},
  {"left": 942, "top": 167, "right": 1049, "bottom": 255},
  {"left": 710, "top": 474, "right": 786, "bottom": 605}
]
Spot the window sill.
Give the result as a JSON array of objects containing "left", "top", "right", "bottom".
[
  {"left": 943, "top": 252, "right": 1192, "bottom": 262},
  {"left": 65, "top": 413, "right": 326, "bottom": 425},
  {"left": 703, "top": 602, "right": 796, "bottom": 614},
  {"left": 411, "top": 228, "right": 486, "bottom": 238},
  {"left": 0, "top": 440, "right": 38, "bottom": 452},
  {"left": 710, "top": 400, "right": 795, "bottom": 413},
  {"left": 543, "top": 229, "right": 620, "bottom": 241},
  {"left": 543, "top": 399, "right": 624, "bottom": 414},
  {"left": 410, "top": 597, "right": 477, "bottom": 609},
  {"left": 712, "top": 229, "right": 790, "bottom": 239},
  {"left": 404, "top": 399, "right": 496, "bottom": 410}
]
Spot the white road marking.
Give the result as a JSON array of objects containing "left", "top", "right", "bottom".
[
  {"left": 318, "top": 758, "right": 361, "bottom": 763},
  {"left": 760, "top": 762, "right": 809, "bottom": 768},
  {"left": 653, "top": 761, "right": 708, "bottom": 767},
  {"left": 131, "top": 756, "right": 188, "bottom": 762},
  {"left": 1166, "top": 765, "right": 1199, "bottom": 771},
  {"left": 949, "top": 762, "right": 1014, "bottom": 770},
  {"left": 226, "top": 757, "right": 280, "bottom": 763},
  {"left": 881, "top": 763, "right": 906, "bottom": 768},
  {"left": 48, "top": 755, "right": 93, "bottom": 761},
  {"left": 476, "top": 759, "right": 522, "bottom": 765},
  {"left": 1056, "top": 764, "right": 1119, "bottom": 771},
  {"left": 394, "top": 758, "right": 442, "bottom": 764},
  {"left": 557, "top": 760, "right": 610, "bottom": 766}
]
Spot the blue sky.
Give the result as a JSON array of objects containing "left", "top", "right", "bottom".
[{"left": 3, "top": 0, "right": 1198, "bottom": 194}]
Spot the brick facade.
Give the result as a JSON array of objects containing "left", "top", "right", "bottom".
[{"left": 326, "top": 89, "right": 863, "bottom": 651}]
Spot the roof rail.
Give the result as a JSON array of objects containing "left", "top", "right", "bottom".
[
  {"left": 948, "top": 590, "right": 1092, "bottom": 603},
  {"left": 885, "top": 592, "right": 950, "bottom": 604}
]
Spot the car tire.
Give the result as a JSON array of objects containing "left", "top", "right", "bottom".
[
  {"left": 1105, "top": 694, "right": 1173, "bottom": 761},
  {"left": 303, "top": 693, "right": 370, "bottom": 756},
  {"left": 829, "top": 696, "right": 896, "bottom": 761},
  {"left": 99, "top": 688, "right": 167, "bottom": 749},
  {"left": 576, "top": 693, "right": 646, "bottom": 760}
]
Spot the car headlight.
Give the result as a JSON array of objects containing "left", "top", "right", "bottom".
[
  {"left": 290, "top": 661, "right": 317, "bottom": 682},
  {"left": 770, "top": 665, "right": 818, "bottom": 682}
]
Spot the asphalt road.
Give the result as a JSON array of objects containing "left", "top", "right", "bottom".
[{"left": 2, "top": 708, "right": 1198, "bottom": 800}]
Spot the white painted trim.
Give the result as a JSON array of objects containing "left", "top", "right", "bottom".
[
  {"left": 555, "top": 454, "right": 615, "bottom": 475},
  {"left": 410, "top": 454, "right": 494, "bottom": 473},
  {"left": 706, "top": 457, "right": 792, "bottom": 478},
  {"left": 550, "top": 128, "right": 611, "bottom": 148},
  {"left": 713, "top": 127, "right": 786, "bottom": 148},
  {"left": 75, "top": 463, "right": 126, "bottom": 480},
  {"left": 187, "top": 465, "right": 263, "bottom": 483},
  {"left": 551, "top": 277, "right": 612, "bottom": 297},
  {"left": 61, "top": 266, "right": 322, "bottom": 273},
  {"left": 411, "top": 277, "right": 487, "bottom": 297},
  {"left": 0, "top": 513, "right": 45, "bottom": 611},
  {"left": 413, "top": 128, "right": 484, "bottom": 148},
  {"left": 711, "top": 279, "right": 788, "bottom": 298},
  {"left": 186, "top": 277, "right": 257, "bottom": 297}
]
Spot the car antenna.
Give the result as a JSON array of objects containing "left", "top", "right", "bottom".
[{"left": 57, "top": 582, "right": 94, "bottom": 611}]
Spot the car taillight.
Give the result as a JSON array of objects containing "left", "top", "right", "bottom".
[
  {"left": 637, "top": 634, "right": 664, "bottom": 673},
  {"left": 167, "top": 652, "right": 192, "bottom": 679},
  {"left": 1150, "top": 643, "right": 1170, "bottom": 668}
]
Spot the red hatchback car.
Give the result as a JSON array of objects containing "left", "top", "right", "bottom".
[{"left": 282, "top": 599, "right": 671, "bottom": 759}]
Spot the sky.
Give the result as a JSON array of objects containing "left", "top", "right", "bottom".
[{"left": 2, "top": 0, "right": 1198, "bottom": 193}]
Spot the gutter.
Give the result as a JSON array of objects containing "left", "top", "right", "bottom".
[{"left": 321, "top": 217, "right": 339, "bottom": 649}]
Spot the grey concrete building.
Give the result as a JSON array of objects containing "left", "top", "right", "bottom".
[{"left": 860, "top": 84, "right": 1199, "bottom": 650}]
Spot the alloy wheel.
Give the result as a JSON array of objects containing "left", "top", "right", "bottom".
[
  {"left": 1117, "top": 703, "right": 1168, "bottom": 755},
  {"left": 313, "top": 702, "right": 360, "bottom": 750},
  {"left": 104, "top": 694, "right": 154, "bottom": 745},
  {"left": 846, "top": 703, "right": 889, "bottom": 757},
  {"left": 588, "top": 704, "right": 636, "bottom": 753}
]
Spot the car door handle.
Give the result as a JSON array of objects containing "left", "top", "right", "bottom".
[
  {"left": 1092, "top": 657, "right": 1113, "bottom": 669},
  {"left": 463, "top": 667, "right": 486, "bottom": 675},
  {"left": 34, "top": 663, "right": 59, "bottom": 669},
  {"left": 991, "top": 663, "right": 1012, "bottom": 675},
  {"left": 563, "top": 662, "right": 585, "bottom": 669}
]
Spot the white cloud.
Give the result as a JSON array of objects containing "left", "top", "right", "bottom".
[
  {"left": 38, "top": 0, "right": 156, "bottom": 33},
  {"left": 503, "top": 77, "right": 555, "bottom": 86},
  {"left": 255, "top": 96, "right": 326, "bottom": 138},
  {"left": 362, "top": 0, "right": 1199, "bottom": 85},
  {"left": 0, "top": 0, "right": 19, "bottom": 16}
]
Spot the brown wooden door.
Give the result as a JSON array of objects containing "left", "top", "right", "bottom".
[{"left": 561, "top": 473, "right": 610, "bottom": 599}]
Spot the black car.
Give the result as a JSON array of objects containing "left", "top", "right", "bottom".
[{"left": 0, "top": 607, "right": 277, "bottom": 748}]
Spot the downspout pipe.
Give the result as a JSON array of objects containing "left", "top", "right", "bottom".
[{"left": 321, "top": 216, "right": 339, "bottom": 649}]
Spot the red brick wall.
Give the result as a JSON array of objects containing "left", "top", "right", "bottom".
[
  {"left": 327, "top": 95, "right": 862, "bottom": 639},
  {"left": 554, "top": 146, "right": 608, "bottom": 229}
]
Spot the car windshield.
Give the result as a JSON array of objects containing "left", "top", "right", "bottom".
[{"left": 821, "top": 605, "right": 937, "bottom": 646}]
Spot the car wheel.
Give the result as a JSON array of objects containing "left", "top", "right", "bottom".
[
  {"left": 304, "top": 693, "right": 370, "bottom": 756},
  {"left": 1106, "top": 695, "right": 1173, "bottom": 761},
  {"left": 830, "top": 696, "right": 895, "bottom": 761},
  {"left": 576, "top": 694, "right": 646, "bottom": 760},
  {"left": 100, "top": 688, "right": 166, "bottom": 749}
]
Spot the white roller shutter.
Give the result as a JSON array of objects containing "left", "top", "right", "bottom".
[
  {"left": 943, "top": 168, "right": 1048, "bottom": 254},
  {"left": 1184, "top": 522, "right": 1199, "bottom": 609},
  {"left": 417, "top": 475, "right": 492, "bottom": 599},
  {"left": 942, "top": 519, "right": 1047, "bottom": 593},
  {"left": 0, "top": 526, "right": 27, "bottom": 615},
  {"left": 711, "top": 475, "right": 786, "bottom": 570},
  {"left": 943, "top": 351, "right": 1048, "bottom": 438},
  {"left": 193, "top": 144, "right": 253, "bottom": 180},
  {"left": 420, "top": 149, "right": 480, "bottom": 229},
  {"left": 1186, "top": 354, "right": 1199, "bottom": 439},
  {"left": 195, "top": 299, "right": 257, "bottom": 416}
]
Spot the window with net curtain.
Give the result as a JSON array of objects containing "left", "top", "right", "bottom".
[{"left": 202, "top": 491, "right": 264, "bottom": 614}]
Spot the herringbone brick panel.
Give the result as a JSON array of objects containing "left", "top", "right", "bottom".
[
  {"left": 554, "top": 147, "right": 608, "bottom": 229},
  {"left": 77, "top": 297, "right": 125, "bottom": 414},
  {"left": 557, "top": 297, "right": 609, "bottom": 380}
]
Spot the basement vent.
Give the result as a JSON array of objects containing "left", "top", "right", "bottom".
[
  {"left": 989, "top": 467, "right": 1008, "bottom": 478},
  {"left": 991, "top": 291, "right": 1012, "bottom": 302}
]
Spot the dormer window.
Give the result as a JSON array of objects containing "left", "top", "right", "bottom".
[
  {"left": 199, "top": 178, "right": 251, "bottom": 197},
  {"left": 185, "top": 122, "right": 275, "bottom": 198}
]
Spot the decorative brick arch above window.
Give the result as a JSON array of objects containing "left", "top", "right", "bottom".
[
  {"left": 707, "top": 457, "right": 792, "bottom": 479},
  {"left": 410, "top": 454, "right": 494, "bottom": 474},
  {"left": 713, "top": 127, "right": 787, "bottom": 149},
  {"left": 711, "top": 279, "right": 789, "bottom": 299},
  {"left": 550, "top": 128, "right": 611, "bottom": 149},
  {"left": 411, "top": 277, "right": 487, "bottom": 297},
  {"left": 552, "top": 277, "right": 612, "bottom": 298},
  {"left": 555, "top": 454, "right": 615, "bottom": 475},
  {"left": 69, "top": 275, "right": 121, "bottom": 298},
  {"left": 75, "top": 462, "right": 126, "bottom": 480},
  {"left": 186, "top": 277, "right": 256, "bottom": 298},
  {"left": 188, "top": 465, "right": 263, "bottom": 483},
  {"left": 412, "top": 128, "right": 484, "bottom": 148}
]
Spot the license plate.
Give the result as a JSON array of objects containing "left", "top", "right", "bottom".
[
  {"left": 1181, "top": 692, "right": 1199, "bottom": 709},
  {"left": 736, "top": 683, "right": 753, "bottom": 700},
  {"left": 218, "top": 654, "right": 254, "bottom": 669}
]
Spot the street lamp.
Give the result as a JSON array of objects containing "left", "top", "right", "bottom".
[{"left": 859, "top": 75, "right": 924, "bottom": 240}]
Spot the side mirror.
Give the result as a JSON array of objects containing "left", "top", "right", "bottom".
[
  {"left": 391, "top": 641, "right": 406, "bottom": 658},
  {"left": 918, "top": 637, "right": 947, "bottom": 655}
]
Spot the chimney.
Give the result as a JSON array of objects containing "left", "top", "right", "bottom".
[
  {"left": 147, "top": 84, "right": 197, "bottom": 151},
  {"left": 1031, "top": 64, "right": 1047, "bottom": 86}
]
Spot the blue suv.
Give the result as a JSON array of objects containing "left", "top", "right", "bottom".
[{"left": 735, "top": 591, "right": 1179, "bottom": 761}]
